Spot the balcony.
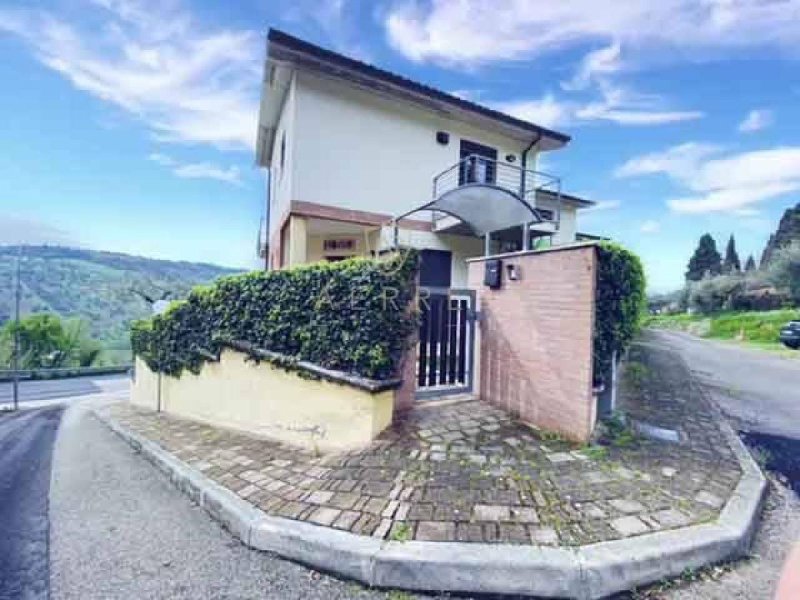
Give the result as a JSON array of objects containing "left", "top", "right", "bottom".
[{"left": 430, "top": 155, "right": 562, "bottom": 236}]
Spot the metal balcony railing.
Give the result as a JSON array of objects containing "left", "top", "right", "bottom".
[{"left": 432, "top": 154, "right": 562, "bottom": 228}]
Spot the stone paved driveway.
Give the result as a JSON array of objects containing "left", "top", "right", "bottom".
[{"left": 103, "top": 342, "right": 741, "bottom": 547}]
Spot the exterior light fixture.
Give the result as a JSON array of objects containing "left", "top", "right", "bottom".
[
  {"left": 436, "top": 131, "right": 450, "bottom": 145},
  {"left": 506, "top": 263, "right": 520, "bottom": 281},
  {"left": 505, "top": 154, "right": 516, "bottom": 163}
]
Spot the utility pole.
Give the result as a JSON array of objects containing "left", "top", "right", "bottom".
[{"left": 12, "top": 245, "right": 22, "bottom": 411}]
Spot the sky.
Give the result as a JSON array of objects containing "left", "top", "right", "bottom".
[{"left": 1, "top": 0, "right": 800, "bottom": 292}]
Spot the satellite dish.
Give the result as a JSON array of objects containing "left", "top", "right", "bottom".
[{"left": 152, "top": 299, "right": 171, "bottom": 315}]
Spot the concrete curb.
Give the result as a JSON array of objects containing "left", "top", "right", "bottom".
[{"left": 93, "top": 408, "right": 766, "bottom": 599}]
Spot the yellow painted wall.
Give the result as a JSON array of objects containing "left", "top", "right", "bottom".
[{"left": 131, "top": 351, "right": 394, "bottom": 452}]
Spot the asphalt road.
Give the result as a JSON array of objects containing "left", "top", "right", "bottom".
[
  {"left": 0, "top": 407, "right": 64, "bottom": 600},
  {"left": 0, "top": 374, "right": 130, "bottom": 407},
  {"left": 647, "top": 329, "right": 800, "bottom": 439},
  {"left": 47, "top": 400, "right": 430, "bottom": 600}
]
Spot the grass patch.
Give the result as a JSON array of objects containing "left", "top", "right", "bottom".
[
  {"left": 646, "top": 309, "right": 799, "bottom": 352},
  {"left": 389, "top": 522, "right": 412, "bottom": 542}
]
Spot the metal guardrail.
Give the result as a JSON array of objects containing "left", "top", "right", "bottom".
[
  {"left": 432, "top": 154, "right": 563, "bottom": 227},
  {"left": 0, "top": 365, "right": 132, "bottom": 382}
]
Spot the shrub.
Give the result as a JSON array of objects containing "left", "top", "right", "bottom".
[
  {"left": 594, "top": 242, "right": 647, "bottom": 383},
  {"left": 766, "top": 241, "right": 800, "bottom": 305},
  {"left": 686, "top": 274, "right": 744, "bottom": 314},
  {"left": 131, "top": 251, "right": 420, "bottom": 380}
]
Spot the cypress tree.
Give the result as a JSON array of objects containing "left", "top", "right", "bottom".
[
  {"left": 686, "top": 234, "right": 722, "bottom": 281},
  {"left": 723, "top": 234, "right": 741, "bottom": 274}
]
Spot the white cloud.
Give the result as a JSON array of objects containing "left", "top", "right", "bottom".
[
  {"left": 148, "top": 153, "right": 243, "bottom": 185},
  {"left": 639, "top": 219, "right": 660, "bottom": 233},
  {"left": 495, "top": 94, "right": 572, "bottom": 128},
  {"left": 614, "top": 142, "right": 723, "bottom": 179},
  {"left": 574, "top": 82, "right": 702, "bottom": 125},
  {"left": 561, "top": 42, "right": 623, "bottom": 91},
  {"left": 385, "top": 0, "right": 800, "bottom": 66},
  {"left": 497, "top": 83, "right": 701, "bottom": 129},
  {"left": 738, "top": 108, "right": 773, "bottom": 132},
  {"left": 616, "top": 143, "right": 800, "bottom": 213},
  {"left": 0, "top": 0, "right": 260, "bottom": 150}
]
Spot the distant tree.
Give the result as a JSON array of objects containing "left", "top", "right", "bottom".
[
  {"left": 686, "top": 234, "right": 722, "bottom": 281},
  {"left": 744, "top": 255, "right": 757, "bottom": 272},
  {"left": 0, "top": 314, "right": 101, "bottom": 369},
  {"left": 766, "top": 241, "right": 800, "bottom": 306},
  {"left": 723, "top": 234, "right": 742, "bottom": 274}
]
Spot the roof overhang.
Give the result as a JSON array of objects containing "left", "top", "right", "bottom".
[
  {"left": 536, "top": 189, "right": 596, "bottom": 209},
  {"left": 257, "top": 29, "right": 571, "bottom": 165},
  {"left": 256, "top": 59, "right": 294, "bottom": 168}
]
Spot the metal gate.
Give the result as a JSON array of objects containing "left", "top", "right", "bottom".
[{"left": 416, "top": 287, "right": 476, "bottom": 399}]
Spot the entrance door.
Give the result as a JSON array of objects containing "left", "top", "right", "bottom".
[
  {"left": 416, "top": 287, "right": 476, "bottom": 399},
  {"left": 459, "top": 139, "right": 497, "bottom": 186},
  {"left": 419, "top": 249, "right": 452, "bottom": 288}
]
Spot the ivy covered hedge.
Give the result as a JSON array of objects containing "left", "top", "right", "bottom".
[
  {"left": 131, "top": 251, "right": 419, "bottom": 380},
  {"left": 594, "top": 242, "right": 647, "bottom": 383}
]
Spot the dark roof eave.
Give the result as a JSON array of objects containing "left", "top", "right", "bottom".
[{"left": 266, "top": 29, "right": 571, "bottom": 146}]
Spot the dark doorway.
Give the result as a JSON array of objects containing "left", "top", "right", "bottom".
[
  {"left": 459, "top": 139, "right": 497, "bottom": 185},
  {"left": 419, "top": 249, "right": 452, "bottom": 288}
]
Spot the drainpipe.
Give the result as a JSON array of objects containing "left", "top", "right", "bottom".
[
  {"left": 519, "top": 133, "right": 542, "bottom": 199},
  {"left": 263, "top": 169, "right": 272, "bottom": 270},
  {"left": 520, "top": 133, "right": 542, "bottom": 251}
]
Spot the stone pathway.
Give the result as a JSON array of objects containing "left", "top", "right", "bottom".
[{"left": 102, "top": 343, "right": 742, "bottom": 547}]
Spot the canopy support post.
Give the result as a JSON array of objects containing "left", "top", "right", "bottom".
[{"left": 484, "top": 232, "right": 491, "bottom": 256}]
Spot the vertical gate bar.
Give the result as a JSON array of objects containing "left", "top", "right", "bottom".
[
  {"left": 438, "top": 294, "right": 450, "bottom": 385},
  {"left": 427, "top": 295, "right": 441, "bottom": 387},
  {"left": 448, "top": 297, "right": 458, "bottom": 384},
  {"left": 466, "top": 290, "right": 476, "bottom": 392},
  {"left": 417, "top": 295, "right": 429, "bottom": 387},
  {"left": 457, "top": 298, "right": 468, "bottom": 383}
]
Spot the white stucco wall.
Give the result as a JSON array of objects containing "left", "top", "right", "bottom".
[
  {"left": 268, "top": 75, "right": 297, "bottom": 239},
  {"left": 291, "top": 71, "right": 537, "bottom": 218}
]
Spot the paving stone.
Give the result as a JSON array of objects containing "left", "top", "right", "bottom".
[
  {"left": 529, "top": 526, "right": 559, "bottom": 546},
  {"left": 499, "top": 524, "right": 529, "bottom": 544},
  {"left": 305, "top": 490, "right": 334, "bottom": 505},
  {"left": 695, "top": 490, "right": 725, "bottom": 508},
  {"left": 363, "top": 498, "right": 388, "bottom": 515},
  {"left": 610, "top": 516, "right": 650, "bottom": 536},
  {"left": 473, "top": 504, "right": 511, "bottom": 522},
  {"left": 609, "top": 499, "right": 646, "bottom": 514},
  {"left": 415, "top": 521, "right": 456, "bottom": 542},
  {"left": 651, "top": 508, "right": 693, "bottom": 528},
  {"left": 372, "top": 518, "right": 393, "bottom": 539},
  {"left": 510, "top": 506, "right": 540, "bottom": 523},
  {"left": 331, "top": 510, "right": 360, "bottom": 531},
  {"left": 308, "top": 507, "right": 342, "bottom": 526}
]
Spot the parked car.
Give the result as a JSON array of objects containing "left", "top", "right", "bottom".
[{"left": 779, "top": 321, "right": 800, "bottom": 349}]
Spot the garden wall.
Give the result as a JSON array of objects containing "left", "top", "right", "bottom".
[{"left": 131, "top": 350, "right": 395, "bottom": 452}]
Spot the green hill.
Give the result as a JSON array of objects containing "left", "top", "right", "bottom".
[{"left": 0, "top": 245, "right": 240, "bottom": 363}]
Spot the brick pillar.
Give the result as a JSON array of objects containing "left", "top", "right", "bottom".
[{"left": 467, "top": 244, "right": 598, "bottom": 442}]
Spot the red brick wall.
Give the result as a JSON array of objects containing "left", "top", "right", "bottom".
[{"left": 467, "top": 245, "right": 597, "bottom": 442}]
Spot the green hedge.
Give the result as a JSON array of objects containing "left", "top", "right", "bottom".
[
  {"left": 594, "top": 242, "right": 647, "bottom": 383},
  {"left": 131, "top": 251, "right": 420, "bottom": 380}
]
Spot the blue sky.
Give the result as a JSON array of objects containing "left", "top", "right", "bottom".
[{"left": 1, "top": 0, "right": 799, "bottom": 292}]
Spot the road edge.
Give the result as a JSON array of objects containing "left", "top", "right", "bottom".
[{"left": 92, "top": 407, "right": 766, "bottom": 599}]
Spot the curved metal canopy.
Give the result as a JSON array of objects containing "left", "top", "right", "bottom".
[{"left": 396, "top": 184, "right": 543, "bottom": 237}]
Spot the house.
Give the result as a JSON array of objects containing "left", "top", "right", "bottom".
[{"left": 256, "top": 29, "right": 595, "bottom": 288}]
